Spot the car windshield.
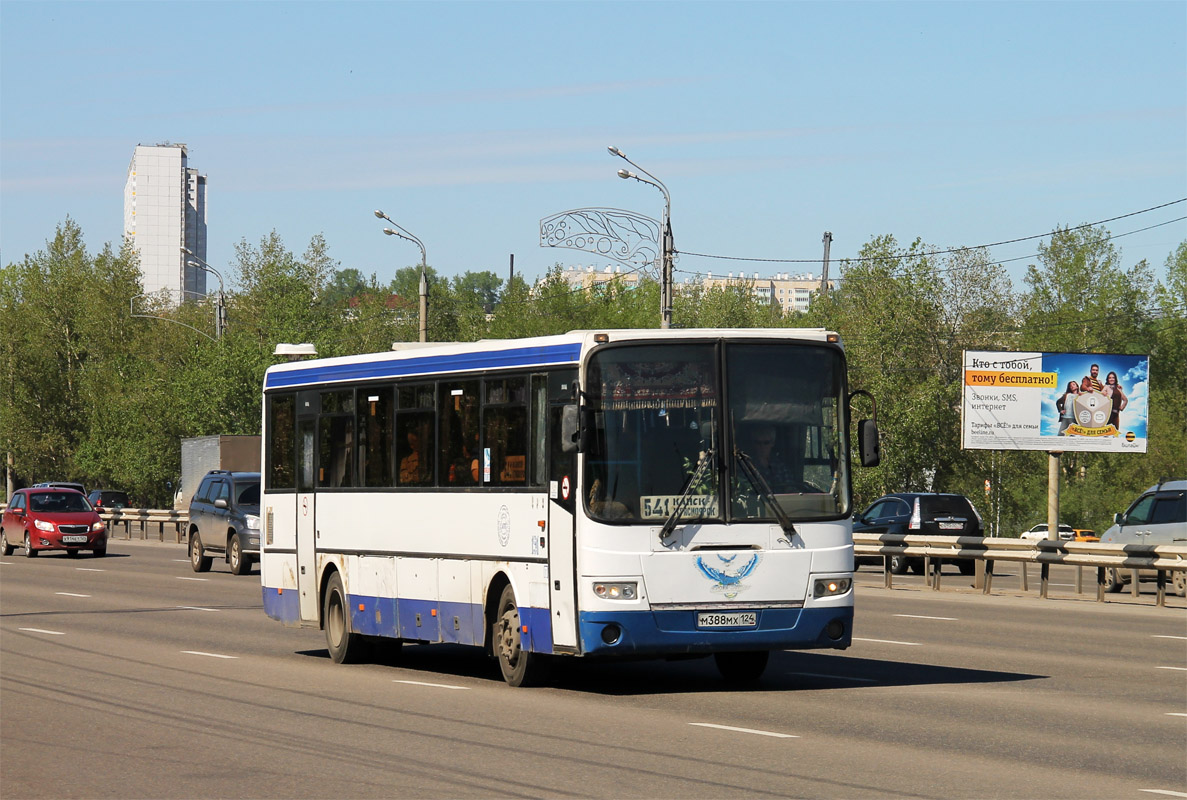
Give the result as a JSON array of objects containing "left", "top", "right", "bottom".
[
  {"left": 29, "top": 492, "right": 91, "bottom": 513},
  {"left": 583, "top": 341, "right": 849, "bottom": 525},
  {"left": 235, "top": 481, "right": 260, "bottom": 506}
]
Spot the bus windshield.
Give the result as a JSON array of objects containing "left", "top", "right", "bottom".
[{"left": 584, "top": 341, "right": 849, "bottom": 524}]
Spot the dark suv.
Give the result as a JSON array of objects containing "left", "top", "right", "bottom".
[
  {"left": 187, "top": 470, "right": 261, "bottom": 575},
  {"left": 854, "top": 492, "right": 983, "bottom": 575},
  {"left": 88, "top": 489, "right": 130, "bottom": 509}
]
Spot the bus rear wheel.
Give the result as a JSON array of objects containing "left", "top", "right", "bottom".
[
  {"left": 324, "top": 572, "right": 366, "bottom": 664},
  {"left": 714, "top": 650, "right": 769, "bottom": 683},
  {"left": 494, "top": 584, "right": 549, "bottom": 687}
]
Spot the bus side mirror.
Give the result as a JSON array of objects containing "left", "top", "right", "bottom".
[
  {"left": 561, "top": 404, "right": 580, "bottom": 453},
  {"left": 858, "top": 419, "right": 880, "bottom": 467}
]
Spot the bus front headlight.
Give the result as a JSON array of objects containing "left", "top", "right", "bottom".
[
  {"left": 813, "top": 578, "right": 851, "bottom": 598},
  {"left": 593, "top": 582, "right": 637, "bottom": 600}
]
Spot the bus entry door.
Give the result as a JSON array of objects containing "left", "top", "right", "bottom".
[
  {"left": 296, "top": 417, "right": 318, "bottom": 623},
  {"left": 547, "top": 401, "right": 578, "bottom": 649}
]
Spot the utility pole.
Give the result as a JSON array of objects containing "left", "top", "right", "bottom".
[{"left": 821, "top": 231, "right": 833, "bottom": 295}]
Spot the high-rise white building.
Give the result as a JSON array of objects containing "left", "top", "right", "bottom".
[{"left": 123, "top": 143, "right": 207, "bottom": 299}]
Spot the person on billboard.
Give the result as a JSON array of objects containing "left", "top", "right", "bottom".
[
  {"left": 1080, "top": 363, "right": 1104, "bottom": 393},
  {"left": 1103, "top": 371, "right": 1128, "bottom": 430},
  {"left": 1055, "top": 381, "right": 1079, "bottom": 434}
]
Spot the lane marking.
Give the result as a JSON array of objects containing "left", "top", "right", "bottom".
[
  {"left": 177, "top": 606, "right": 219, "bottom": 612},
  {"left": 854, "top": 637, "right": 922, "bottom": 646},
  {"left": 1166, "top": 713, "right": 1187, "bottom": 718},
  {"left": 1153, "top": 635, "right": 1187, "bottom": 641},
  {"left": 181, "top": 651, "right": 238, "bottom": 659},
  {"left": 894, "top": 614, "right": 957, "bottom": 621},
  {"left": 172, "top": 559, "right": 190, "bottom": 563},
  {"left": 787, "top": 672, "right": 877, "bottom": 683},
  {"left": 19, "top": 628, "right": 65, "bottom": 635},
  {"left": 176, "top": 577, "right": 209, "bottom": 582},
  {"left": 1139, "top": 790, "right": 1187, "bottom": 798},
  {"left": 690, "top": 723, "right": 797, "bottom": 739},
  {"left": 55, "top": 592, "right": 91, "bottom": 598},
  {"left": 392, "top": 680, "right": 470, "bottom": 690},
  {"left": 1156, "top": 666, "right": 1187, "bottom": 672},
  {"left": 75, "top": 567, "right": 105, "bottom": 572}
]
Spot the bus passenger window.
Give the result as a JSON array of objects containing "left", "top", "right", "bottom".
[
  {"left": 267, "top": 394, "right": 296, "bottom": 491},
  {"left": 485, "top": 406, "right": 527, "bottom": 486},
  {"left": 397, "top": 413, "right": 434, "bottom": 486},
  {"left": 358, "top": 388, "right": 394, "bottom": 488},
  {"left": 439, "top": 381, "right": 479, "bottom": 486}
]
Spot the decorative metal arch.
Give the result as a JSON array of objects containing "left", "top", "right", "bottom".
[{"left": 539, "top": 207, "right": 660, "bottom": 268}]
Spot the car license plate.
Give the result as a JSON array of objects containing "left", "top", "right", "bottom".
[
  {"left": 938, "top": 522, "right": 962, "bottom": 530},
  {"left": 697, "top": 611, "right": 757, "bottom": 628},
  {"left": 61, "top": 535, "right": 88, "bottom": 544}
]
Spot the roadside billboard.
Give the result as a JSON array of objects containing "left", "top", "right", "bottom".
[{"left": 961, "top": 351, "right": 1149, "bottom": 453}]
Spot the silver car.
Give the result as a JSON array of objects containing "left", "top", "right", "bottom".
[{"left": 1100, "top": 479, "right": 1187, "bottom": 596}]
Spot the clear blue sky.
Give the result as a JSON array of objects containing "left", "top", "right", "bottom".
[{"left": 2, "top": 1, "right": 1184, "bottom": 291}]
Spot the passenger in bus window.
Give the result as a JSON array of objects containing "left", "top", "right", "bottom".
[
  {"left": 740, "top": 424, "right": 798, "bottom": 493},
  {"left": 398, "top": 417, "right": 432, "bottom": 485}
]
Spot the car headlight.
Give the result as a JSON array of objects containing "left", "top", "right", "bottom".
[
  {"left": 814, "top": 577, "right": 852, "bottom": 598},
  {"left": 35, "top": 519, "right": 55, "bottom": 532},
  {"left": 593, "top": 582, "right": 637, "bottom": 600},
  {"left": 92, "top": 521, "right": 106, "bottom": 532},
  {"left": 245, "top": 515, "right": 261, "bottom": 530}
]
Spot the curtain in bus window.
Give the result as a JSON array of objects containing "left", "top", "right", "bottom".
[
  {"left": 268, "top": 394, "right": 296, "bottom": 491},
  {"left": 357, "top": 388, "right": 394, "bottom": 488},
  {"left": 439, "top": 381, "right": 479, "bottom": 486},
  {"left": 318, "top": 390, "right": 355, "bottom": 488}
]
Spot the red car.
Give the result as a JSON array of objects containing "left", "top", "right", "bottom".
[{"left": 1, "top": 488, "right": 107, "bottom": 558}]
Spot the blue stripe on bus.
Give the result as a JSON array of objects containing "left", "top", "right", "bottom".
[
  {"left": 576, "top": 606, "right": 853, "bottom": 656},
  {"left": 265, "top": 343, "right": 582, "bottom": 389},
  {"left": 262, "top": 586, "right": 302, "bottom": 626}
]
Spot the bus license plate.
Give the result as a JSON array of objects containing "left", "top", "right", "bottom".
[
  {"left": 697, "top": 611, "right": 757, "bottom": 629},
  {"left": 61, "top": 535, "right": 88, "bottom": 544}
]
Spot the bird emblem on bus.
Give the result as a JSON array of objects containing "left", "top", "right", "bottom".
[{"left": 695, "top": 553, "right": 760, "bottom": 598}]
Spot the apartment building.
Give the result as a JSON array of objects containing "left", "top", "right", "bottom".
[{"left": 123, "top": 143, "right": 207, "bottom": 299}]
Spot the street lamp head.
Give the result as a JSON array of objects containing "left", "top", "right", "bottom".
[
  {"left": 607, "top": 145, "right": 623, "bottom": 157},
  {"left": 617, "top": 169, "right": 633, "bottom": 180},
  {"left": 373, "top": 209, "right": 385, "bottom": 219},
  {"left": 382, "top": 228, "right": 397, "bottom": 236}
]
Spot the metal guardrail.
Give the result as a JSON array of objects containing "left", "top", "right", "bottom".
[
  {"left": 99, "top": 508, "right": 189, "bottom": 543},
  {"left": 855, "top": 533, "right": 1187, "bottom": 607}
]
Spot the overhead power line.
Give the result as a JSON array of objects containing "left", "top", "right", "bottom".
[{"left": 674, "top": 198, "right": 1187, "bottom": 265}]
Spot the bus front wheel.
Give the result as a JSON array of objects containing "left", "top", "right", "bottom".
[
  {"left": 324, "top": 572, "right": 366, "bottom": 664},
  {"left": 494, "top": 584, "right": 550, "bottom": 687}
]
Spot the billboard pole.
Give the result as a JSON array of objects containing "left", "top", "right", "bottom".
[{"left": 1043, "top": 451, "right": 1061, "bottom": 598}]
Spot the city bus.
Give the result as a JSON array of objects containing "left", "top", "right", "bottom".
[{"left": 259, "top": 329, "right": 880, "bottom": 686}]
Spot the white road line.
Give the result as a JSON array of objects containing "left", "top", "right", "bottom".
[
  {"left": 894, "top": 614, "right": 957, "bottom": 621},
  {"left": 1153, "top": 635, "right": 1187, "bottom": 641},
  {"left": 177, "top": 606, "right": 219, "bottom": 612},
  {"left": 1140, "top": 790, "right": 1187, "bottom": 798},
  {"left": 75, "top": 567, "right": 105, "bottom": 572},
  {"left": 690, "top": 723, "right": 798, "bottom": 739},
  {"left": 392, "top": 680, "right": 470, "bottom": 690},
  {"left": 854, "top": 637, "right": 922, "bottom": 646},
  {"left": 176, "top": 577, "right": 208, "bottom": 582},
  {"left": 19, "top": 628, "right": 65, "bottom": 636},
  {"left": 787, "top": 672, "right": 877, "bottom": 683},
  {"left": 181, "top": 651, "right": 238, "bottom": 659},
  {"left": 172, "top": 559, "right": 190, "bottom": 563},
  {"left": 55, "top": 592, "right": 91, "bottom": 598},
  {"left": 1156, "top": 666, "right": 1187, "bottom": 672},
  {"left": 1166, "top": 713, "right": 1187, "bottom": 718}
]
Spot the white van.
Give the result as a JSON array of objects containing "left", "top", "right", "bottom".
[{"left": 1100, "top": 479, "right": 1187, "bottom": 596}]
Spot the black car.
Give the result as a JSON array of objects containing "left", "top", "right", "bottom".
[
  {"left": 87, "top": 489, "right": 130, "bottom": 510},
  {"left": 853, "top": 492, "right": 983, "bottom": 575},
  {"left": 187, "top": 470, "right": 261, "bottom": 575}
]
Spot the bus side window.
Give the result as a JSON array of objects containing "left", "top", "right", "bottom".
[
  {"left": 439, "top": 381, "right": 479, "bottom": 486},
  {"left": 397, "top": 412, "right": 434, "bottom": 486},
  {"left": 267, "top": 394, "right": 296, "bottom": 491}
]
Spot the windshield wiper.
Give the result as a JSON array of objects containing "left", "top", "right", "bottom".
[
  {"left": 734, "top": 449, "right": 797, "bottom": 538},
  {"left": 658, "top": 448, "right": 715, "bottom": 543}
]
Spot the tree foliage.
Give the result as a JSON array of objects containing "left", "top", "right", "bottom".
[{"left": 3, "top": 220, "right": 1183, "bottom": 533}]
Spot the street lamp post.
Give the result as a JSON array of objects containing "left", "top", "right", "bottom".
[
  {"left": 608, "top": 145, "right": 674, "bottom": 329},
  {"left": 374, "top": 210, "right": 428, "bottom": 343},
  {"left": 181, "top": 247, "right": 226, "bottom": 339}
]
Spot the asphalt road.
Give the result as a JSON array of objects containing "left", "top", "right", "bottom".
[{"left": 2, "top": 541, "right": 1184, "bottom": 799}]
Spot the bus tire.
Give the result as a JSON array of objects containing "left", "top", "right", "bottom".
[
  {"left": 324, "top": 572, "right": 366, "bottom": 664},
  {"left": 714, "top": 650, "right": 769, "bottom": 682},
  {"left": 494, "top": 584, "right": 550, "bottom": 687}
]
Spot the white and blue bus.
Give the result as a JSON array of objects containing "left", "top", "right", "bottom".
[{"left": 260, "top": 328, "right": 880, "bottom": 685}]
